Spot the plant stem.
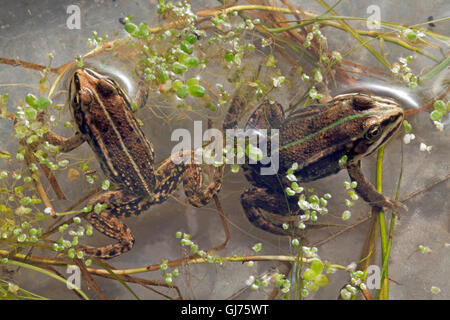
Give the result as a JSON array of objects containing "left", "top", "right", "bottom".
[
  {"left": 375, "top": 145, "right": 390, "bottom": 300},
  {"left": 316, "top": 0, "right": 391, "bottom": 69},
  {"left": 89, "top": 255, "right": 346, "bottom": 276},
  {"left": 420, "top": 56, "right": 450, "bottom": 83},
  {"left": 4, "top": 259, "right": 90, "bottom": 300}
]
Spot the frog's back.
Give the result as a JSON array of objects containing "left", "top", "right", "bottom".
[
  {"left": 87, "top": 102, "right": 156, "bottom": 196},
  {"left": 72, "top": 69, "right": 157, "bottom": 196},
  {"left": 279, "top": 103, "right": 362, "bottom": 181}
]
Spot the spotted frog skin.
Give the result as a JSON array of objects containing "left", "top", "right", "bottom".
[
  {"left": 45, "top": 68, "right": 223, "bottom": 258},
  {"left": 225, "top": 93, "right": 406, "bottom": 235}
]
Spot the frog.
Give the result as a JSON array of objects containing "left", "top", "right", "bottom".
[
  {"left": 224, "top": 92, "right": 406, "bottom": 235},
  {"left": 45, "top": 67, "right": 223, "bottom": 258}
]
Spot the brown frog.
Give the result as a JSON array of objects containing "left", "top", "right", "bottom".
[
  {"left": 45, "top": 68, "right": 223, "bottom": 258},
  {"left": 225, "top": 93, "right": 406, "bottom": 235}
]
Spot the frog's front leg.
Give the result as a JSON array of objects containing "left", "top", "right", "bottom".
[
  {"left": 347, "top": 161, "right": 407, "bottom": 211},
  {"left": 79, "top": 190, "right": 141, "bottom": 259},
  {"left": 44, "top": 131, "right": 85, "bottom": 152}
]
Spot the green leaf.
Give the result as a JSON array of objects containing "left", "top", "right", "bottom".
[
  {"left": 184, "top": 56, "right": 199, "bottom": 68},
  {"left": 433, "top": 100, "right": 447, "bottom": 115},
  {"left": 136, "top": 22, "right": 149, "bottom": 37},
  {"left": 252, "top": 242, "right": 262, "bottom": 252},
  {"left": 246, "top": 144, "right": 263, "bottom": 162},
  {"left": 342, "top": 210, "right": 352, "bottom": 220},
  {"left": 303, "top": 268, "right": 317, "bottom": 280},
  {"left": 159, "top": 72, "right": 169, "bottom": 83},
  {"left": 124, "top": 22, "right": 138, "bottom": 34},
  {"left": 312, "top": 69, "right": 323, "bottom": 83},
  {"left": 285, "top": 187, "right": 296, "bottom": 196},
  {"left": 339, "top": 155, "right": 348, "bottom": 166},
  {"left": 101, "top": 179, "right": 110, "bottom": 190},
  {"left": 35, "top": 97, "right": 52, "bottom": 111},
  {"left": 430, "top": 110, "right": 443, "bottom": 121},
  {"left": 224, "top": 50, "right": 234, "bottom": 62},
  {"left": 177, "top": 52, "right": 189, "bottom": 64},
  {"left": 1, "top": 93, "right": 8, "bottom": 105},
  {"left": 180, "top": 40, "right": 193, "bottom": 54},
  {"left": 24, "top": 107, "right": 37, "bottom": 121},
  {"left": 172, "top": 79, "right": 184, "bottom": 91},
  {"left": 186, "top": 78, "right": 199, "bottom": 86},
  {"left": 306, "top": 281, "right": 320, "bottom": 292},
  {"left": 185, "top": 33, "right": 197, "bottom": 44},
  {"left": 25, "top": 94, "right": 37, "bottom": 107},
  {"left": 176, "top": 85, "right": 189, "bottom": 99},
  {"left": 188, "top": 84, "right": 205, "bottom": 97},
  {"left": 310, "top": 259, "right": 323, "bottom": 274},
  {"left": 403, "top": 120, "right": 412, "bottom": 132},
  {"left": 406, "top": 31, "right": 418, "bottom": 42},
  {"left": 172, "top": 62, "right": 187, "bottom": 74},
  {"left": 286, "top": 174, "right": 297, "bottom": 182}
]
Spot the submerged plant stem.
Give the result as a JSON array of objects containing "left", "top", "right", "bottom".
[
  {"left": 88, "top": 255, "right": 346, "bottom": 276},
  {"left": 375, "top": 145, "right": 390, "bottom": 300},
  {"left": 4, "top": 259, "right": 90, "bottom": 300}
]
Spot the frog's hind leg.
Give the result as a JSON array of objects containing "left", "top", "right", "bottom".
[
  {"left": 81, "top": 211, "right": 135, "bottom": 259},
  {"left": 241, "top": 187, "right": 299, "bottom": 235},
  {"left": 79, "top": 191, "right": 140, "bottom": 259}
]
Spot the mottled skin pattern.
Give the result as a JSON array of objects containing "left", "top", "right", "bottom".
[
  {"left": 225, "top": 93, "right": 405, "bottom": 235},
  {"left": 45, "top": 68, "right": 223, "bottom": 258}
]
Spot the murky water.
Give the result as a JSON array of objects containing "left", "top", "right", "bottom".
[{"left": 0, "top": 0, "right": 448, "bottom": 300}]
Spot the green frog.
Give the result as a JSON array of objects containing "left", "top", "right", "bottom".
[
  {"left": 225, "top": 93, "right": 406, "bottom": 235},
  {"left": 45, "top": 68, "right": 223, "bottom": 258}
]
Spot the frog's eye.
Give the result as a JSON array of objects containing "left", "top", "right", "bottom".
[
  {"left": 365, "top": 124, "right": 381, "bottom": 140},
  {"left": 73, "top": 74, "right": 80, "bottom": 87}
]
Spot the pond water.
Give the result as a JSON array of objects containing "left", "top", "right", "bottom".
[{"left": 0, "top": 0, "right": 448, "bottom": 300}]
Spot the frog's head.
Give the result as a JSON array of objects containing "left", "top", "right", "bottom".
[
  {"left": 340, "top": 93, "right": 404, "bottom": 160},
  {"left": 68, "top": 67, "right": 135, "bottom": 118}
]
